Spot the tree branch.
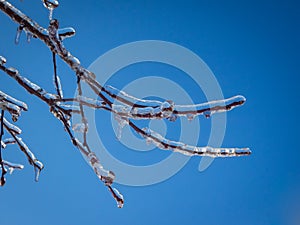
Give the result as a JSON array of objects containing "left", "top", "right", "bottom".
[
  {"left": 0, "top": 110, "right": 6, "bottom": 186},
  {"left": 0, "top": 0, "right": 251, "bottom": 208}
]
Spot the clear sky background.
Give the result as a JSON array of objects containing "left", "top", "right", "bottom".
[{"left": 0, "top": 0, "right": 300, "bottom": 225}]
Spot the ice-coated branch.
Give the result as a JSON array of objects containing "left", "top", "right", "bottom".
[
  {"left": 0, "top": 88, "right": 28, "bottom": 122},
  {"left": 129, "top": 121, "right": 251, "bottom": 157},
  {"left": 75, "top": 77, "right": 91, "bottom": 153},
  {"left": 1, "top": 160, "right": 24, "bottom": 173},
  {"left": 52, "top": 53, "right": 63, "bottom": 99},
  {"left": 0, "top": 85, "right": 42, "bottom": 184},
  {"left": 0, "top": 55, "right": 124, "bottom": 206},
  {"left": 1, "top": 138, "right": 16, "bottom": 149},
  {"left": 6, "top": 133, "right": 43, "bottom": 181},
  {"left": 0, "top": 109, "right": 6, "bottom": 186},
  {"left": 89, "top": 103, "right": 251, "bottom": 157},
  {"left": 88, "top": 152, "right": 124, "bottom": 208},
  {"left": 54, "top": 96, "right": 106, "bottom": 109},
  {"left": 106, "top": 85, "right": 246, "bottom": 121},
  {"left": 0, "top": 90, "right": 28, "bottom": 111},
  {"left": 1, "top": 112, "right": 43, "bottom": 182},
  {"left": 0, "top": 0, "right": 251, "bottom": 208},
  {"left": 0, "top": 58, "right": 91, "bottom": 157},
  {"left": 1, "top": 0, "right": 245, "bottom": 122}
]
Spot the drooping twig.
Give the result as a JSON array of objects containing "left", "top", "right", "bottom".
[{"left": 1, "top": 112, "right": 43, "bottom": 181}]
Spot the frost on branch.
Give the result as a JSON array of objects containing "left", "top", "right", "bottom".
[{"left": 0, "top": 0, "right": 251, "bottom": 208}]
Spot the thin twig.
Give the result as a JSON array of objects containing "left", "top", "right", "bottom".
[
  {"left": 0, "top": 109, "right": 6, "bottom": 186},
  {"left": 76, "top": 77, "right": 91, "bottom": 153}
]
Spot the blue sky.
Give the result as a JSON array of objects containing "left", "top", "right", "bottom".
[{"left": 0, "top": 0, "right": 300, "bottom": 225}]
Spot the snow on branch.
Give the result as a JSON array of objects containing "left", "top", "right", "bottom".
[{"left": 0, "top": 0, "right": 251, "bottom": 208}]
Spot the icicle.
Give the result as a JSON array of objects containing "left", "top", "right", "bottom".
[
  {"left": 166, "top": 113, "right": 177, "bottom": 122},
  {"left": 0, "top": 56, "right": 6, "bottom": 65},
  {"left": 34, "top": 160, "right": 44, "bottom": 181},
  {"left": 58, "top": 27, "right": 76, "bottom": 40},
  {"left": 114, "top": 115, "right": 128, "bottom": 140},
  {"left": 8, "top": 167, "right": 14, "bottom": 175},
  {"left": 15, "top": 25, "right": 23, "bottom": 45},
  {"left": 49, "top": 9, "right": 53, "bottom": 20},
  {"left": 42, "top": 0, "right": 59, "bottom": 20},
  {"left": 26, "top": 31, "right": 33, "bottom": 43},
  {"left": 13, "top": 136, "right": 44, "bottom": 181},
  {"left": 186, "top": 113, "right": 195, "bottom": 121},
  {"left": 204, "top": 111, "right": 211, "bottom": 118}
]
